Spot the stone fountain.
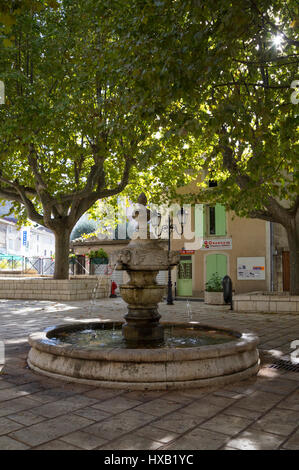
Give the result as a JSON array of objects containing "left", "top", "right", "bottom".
[
  {"left": 27, "top": 194, "right": 260, "bottom": 390},
  {"left": 116, "top": 193, "right": 179, "bottom": 343}
]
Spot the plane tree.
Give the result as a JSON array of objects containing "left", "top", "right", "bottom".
[
  {"left": 115, "top": 0, "right": 299, "bottom": 293},
  {"left": 0, "top": 1, "right": 191, "bottom": 278}
]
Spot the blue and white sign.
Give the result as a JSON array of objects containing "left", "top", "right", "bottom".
[{"left": 22, "top": 230, "right": 27, "bottom": 246}]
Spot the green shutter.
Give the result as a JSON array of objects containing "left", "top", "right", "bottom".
[
  {"left": 215, "top": 204, "right": 226, "bottom": 236},
  {"left": 195, "top": 204, "right": 206, "bottom": 238},
  {"left": 206, "top": 254, "right": 217, "bottom": 283},
  {"left": 216, "top": 254, "right": 227, "bottom": 278},
  {"left": 206, "top": 254, "right": 227, "bottom": 282}
]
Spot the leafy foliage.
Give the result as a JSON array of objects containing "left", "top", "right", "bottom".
[
  {"left": 205, "top": 273, "right": 223, "bottom": 292},
  {"left": 87, "top": 248, "right": 108, "bottom": 260}
]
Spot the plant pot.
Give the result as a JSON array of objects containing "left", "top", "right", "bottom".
[
  {"left": 90, "top": 257, "right": 108, "bottom": 265},
  {"left": 204, "top": 291, "right": 224, "bottom": 305}
]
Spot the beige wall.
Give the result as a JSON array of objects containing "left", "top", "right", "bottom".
[
  {"left": 172, "top": 209, "right": 268, "bottom": 296},
  {"left": 71, "top": 205, "right": 270, "bottom": 296}
]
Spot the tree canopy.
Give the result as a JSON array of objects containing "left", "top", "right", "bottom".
[
  {"left": 0, "top": 0, "right": 298, "bottom": 290},
  {"left": 112, "top": 0, "right": 298, "bottom": 293},
  {"left": 0, "top": 0, "right": 193, "bottom": 278}
]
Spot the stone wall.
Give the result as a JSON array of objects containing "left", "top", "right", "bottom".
[
  {"left": 233, "top": 292, "right": 299, "bottom": 313},
  {"left": 0, "top": 275, "right": 110, "bottom": 301}
]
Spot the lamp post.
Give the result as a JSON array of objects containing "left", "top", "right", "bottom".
[{"left": 151, "top": 207, "right": 188, "bottom": 305}]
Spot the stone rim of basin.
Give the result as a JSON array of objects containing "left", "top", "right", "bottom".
[{"left": 28, "top": 320, "right": 259, "bottom": 361}]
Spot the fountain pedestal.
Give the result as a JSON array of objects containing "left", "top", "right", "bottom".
[{"left": 116, "top": 238, "right": 179, "bottom": 343}]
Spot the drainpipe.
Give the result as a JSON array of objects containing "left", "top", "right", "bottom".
[{"left": 270, "top": 222, "right": 274, "bottom": 292}]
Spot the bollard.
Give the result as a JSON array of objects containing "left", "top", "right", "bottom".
[{"left": 222, "top": 275, "right": 233, "bottom": 310}]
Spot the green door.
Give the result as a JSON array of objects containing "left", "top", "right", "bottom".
[
  {"left": 177, "top": 255, "right": 192, "bottom": 296},
  {"left": 206, "top": 254, "right": 227, "bottom": 283}
]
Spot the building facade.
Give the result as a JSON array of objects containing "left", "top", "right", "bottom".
[
  {"left": 0, "top": 217, "right": 55, "bottom": 259},
  {"left": 171, "top": 203, "right": 270, "bottom": 297}
]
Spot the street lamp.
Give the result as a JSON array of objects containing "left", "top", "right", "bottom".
[{"left": 151, "top": 207, "right": 188, "bottom": 305}]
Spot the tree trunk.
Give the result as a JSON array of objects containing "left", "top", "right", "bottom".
[
  {"left": 286, "top": 224, "right": 299, "bottom": 295},
  {"left": 53, "top": 227, "right": 71, "bottom": 280}
]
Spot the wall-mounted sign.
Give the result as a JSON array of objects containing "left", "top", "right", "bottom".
[
  {"left": 22, "top": 231, "right": 27, "bottom": 246},
  {"left": 180, "top": 250, "right": 195, "bottom": 254},
  {"left": 237, "top": 257, "right": 266, "bottom": 280},
  {"left": 200, "top": 239, "right": 232, "bottom": 250}
]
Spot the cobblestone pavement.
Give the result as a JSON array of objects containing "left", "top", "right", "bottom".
[{"left": 0, "top": 297, "right": 299, "bottom": 450}]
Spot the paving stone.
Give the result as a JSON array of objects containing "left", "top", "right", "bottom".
[
  {"left": 9, "top": 413, "right": 93, "bottom": 446},
  {"left": 73, "top": 407, "right": 111, "bottom": 422},
  {"left": 1, "top": 298, "right": 299, "bottom": 450},
  {"left": 213, "top": 389, "right": 246, "bottom": 400},
  {"left": 152, "top": 411, "right": 205, "bottom": 434},
  {"left": 222, "top": 405, "right": 264, "bottom": 420},
  {"left": 30, "top": 395, "right": 98, "bottom": 418},
  {"left": 162, "top": 428, "right": 228, "bottom": 450},
  {"left": 61, "top": 430, "right": 107, "bottom": 450},
  {"left": 33, "top": 440, "right": 82, "bottom": 450},
  {"left": 0, "top": 396, "right": 39, "bottom": 417},
  {"left": 121, "top": 391, "right": 167, "bottom": 402},
  {"left": 84, "top": 410, "right": 155, "bottom": 441},
  {"left": 227, "top": 429, "right": 285, "bottom": 450},
  {"left": 221, "top": 445, "right": 240, "bottom": 450},
  {"left": 92, "top": 396, "right": 142, "bottom": 414},
  {"left": 8, "top": 410, "right": 46, "bottom": 426},
  {"left": 135, "top": 425, "right": 180, "bottom": 443},
  {"left": 84, "top": 388, "right": 123, "bottom": 401},
  {"left": 255, "top": 378, "right": 299, "bottom": 395},
  {"left": 28, "top": 387, "right": 78, "bottom": 404},
  {"left": 0, "top": 435, "right": 29, "bottom": 450},
  {"left": 180, "top": 400, "right": 224, "bottom": 418},
  {"left": 200, "top": 413, "right": 253, "bottom": 436},
  {"left": 250, "top": 409, "right": 299, "bottom": 436},
  {"left": 134, "top": 398, "right": 183, "bottom": 417},
  {"left": 0, "top": 416, "right": 24, "bottom": 435},
  {"left": 99, "top": 433, "right": 162, "bottom": 450},
  {"left": 0, "top": 380, "right": 16, "bottom": 390},
  {"left": 277, "top": 390, "right": 299, "bottom": 411},
  {"left": 234, "top": 391, "right": 283, "bottom": 413},
  {"left": 157, "top": 391, "right": 194, "bottom": 405},
  {"left": 0, "top": 384, "right": 40, "bottom": 402},
  {"left": 281, "top": 429, "right": 299, "bottom": 450}
]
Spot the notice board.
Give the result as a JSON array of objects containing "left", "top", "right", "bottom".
[{"left": 237, "top": 257, "right": 266, "bottom": 280}]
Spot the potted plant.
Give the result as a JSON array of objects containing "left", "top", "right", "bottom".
[
  {"left": 204, "top": 272, "right": 224, "bottom": 305},
  {"left": 68, "top": 253, "right": 77, "bottom": 264},
  {"left": 87, "top": 249, "right": 109, "bottom": 264}
]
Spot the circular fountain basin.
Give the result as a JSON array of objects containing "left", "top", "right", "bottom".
[{"left": 28, "top": 321, "right": 259, "bottom": 390}]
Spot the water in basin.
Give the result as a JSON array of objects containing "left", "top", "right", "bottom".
[{"left": 46, "top": 324, "right": 237, "bottom": 350}]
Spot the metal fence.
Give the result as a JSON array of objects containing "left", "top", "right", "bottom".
[
  {"left": 24, "top": 257, "right": 56, "bottom": 275},
  {"left": 0, "top": 256, "right": 91, "bottom": 276}
]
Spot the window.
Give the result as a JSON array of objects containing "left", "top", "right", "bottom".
[
  {"left": 195, "top": 203, "right": 226, "bottom": 238},
  {"left": 209, "top": 206, "right": 216, "bottom": 235},
  {"left": 208, "top": 204, "right": 226, "bottom": 236}
]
